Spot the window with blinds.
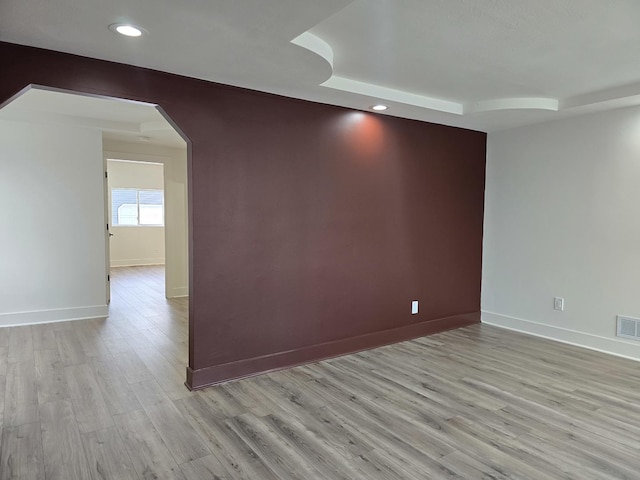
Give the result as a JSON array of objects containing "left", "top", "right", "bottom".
[{"left": 111, "top": 188, "right": 164, "bottom": 226}]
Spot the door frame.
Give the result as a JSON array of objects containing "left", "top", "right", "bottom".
[
  {"left": 103, "top": 155, "right": 112, "bottom": 303},
  {"left": 103, "top": 149, "right": 188, "bottom": 300}
]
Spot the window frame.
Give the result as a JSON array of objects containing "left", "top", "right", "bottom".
[{"left": 111, "top": 187, "right": 165, "bottom": 227}]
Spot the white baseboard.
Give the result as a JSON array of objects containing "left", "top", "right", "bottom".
[
  {"left": 482, "top": 311, "right": 640, "bottom": 362},
  {"left": 167, "top": 286, "right": 188, "bottom": 298},
  {"left": 0, "top": 305, "right": 109, "bottom": 327},
  {"left": 110, "top": 258, "right": 165, "bottom": 267}
]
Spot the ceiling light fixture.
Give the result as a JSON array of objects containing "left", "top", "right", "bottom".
[
  {"left": 371, "top": 104, "right": 388, "bottom": 111},
  {"left": 109, "top": 23, "right": 144, "bottom": 37}
]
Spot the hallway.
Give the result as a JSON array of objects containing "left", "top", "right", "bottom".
[{"left": 109, "top": 265, "right": 189, "bottom": 377}]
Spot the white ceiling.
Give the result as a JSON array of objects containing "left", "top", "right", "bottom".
[
  {"left": 0, "top": 87, "right": 187, "bottom": 148},
  {"left": 3, "top": 0, "right": 640, "bottom": 132}
]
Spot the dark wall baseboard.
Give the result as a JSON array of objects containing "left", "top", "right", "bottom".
[{"left": 186, "top": 311, "right": 479, "bottom": 389}]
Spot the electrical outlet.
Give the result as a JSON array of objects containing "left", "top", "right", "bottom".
[
  {"left": 554, "top": 297, "right": 564, "bottom": 311},
  {"left": 411, "top": 301, "right": 419, "bottom": 314}
]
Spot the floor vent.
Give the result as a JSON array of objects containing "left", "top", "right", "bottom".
[{"left": 616, "top": 316, "right": 640, "bottom": 341}]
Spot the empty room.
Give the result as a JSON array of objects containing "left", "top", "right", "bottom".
[{"left": 1, "top": 1, "right": 639, "bottom": 479}]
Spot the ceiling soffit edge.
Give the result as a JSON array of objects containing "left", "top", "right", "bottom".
[{"left": 291, "top": 31, "right": 640, "bottom": 118}]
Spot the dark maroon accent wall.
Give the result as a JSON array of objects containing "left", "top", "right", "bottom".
[{"left": 1, "top": 42, "right": 486, "bottom": 389}]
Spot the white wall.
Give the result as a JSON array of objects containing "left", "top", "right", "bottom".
[
  {"left": 103, "top": 140, "right": 188, "bottom": 298},
  {"left": 483, "top": 106, "right": 640, "bottom": 360},
  {"left": 107, "top": 160, "right": 165, "bottom": 267},
  {"left": 0, "top": 119, "right": 107, "bottom": 325}
]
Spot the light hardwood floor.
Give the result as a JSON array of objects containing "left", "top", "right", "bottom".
[{"left": 2, "top": 265, "right": 640, "bottom": 479}]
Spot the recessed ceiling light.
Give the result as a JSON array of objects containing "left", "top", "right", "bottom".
[
  {"left": 109, "top": 23, "right": 144, "bottom": 37},
  {"left": 371, "top": 104, "right": 388, "bottom": 111}
]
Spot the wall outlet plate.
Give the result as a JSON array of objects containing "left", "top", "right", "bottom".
[
  {"left": 554, "top": 297, "right": 564, "bottom": 311},
  {"left": 411, "top": 301, "right": 419, "bottom": 314}
]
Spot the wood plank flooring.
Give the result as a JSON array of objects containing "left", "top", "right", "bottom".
[{"left": 2, "top": 265, "right": 640, "bottom": 479}]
